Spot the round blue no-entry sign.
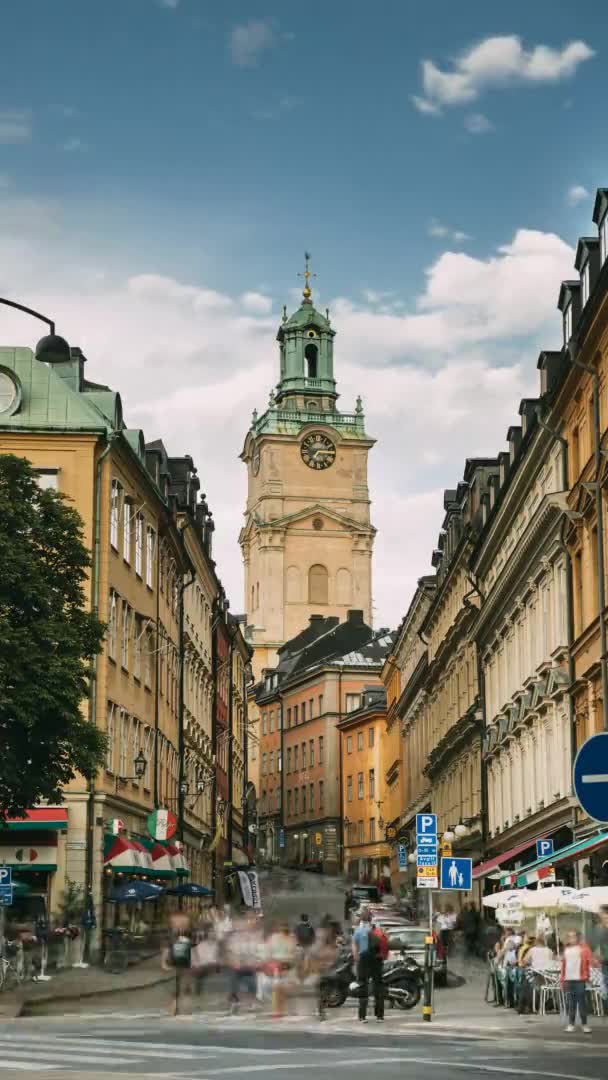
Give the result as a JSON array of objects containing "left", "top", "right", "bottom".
[{"left": 573, "top": 732, "right": 608, "bottom": 824}]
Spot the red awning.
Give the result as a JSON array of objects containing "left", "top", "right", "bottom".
[
  {"left": 473, "top": 838, "right": 536, "bottom": 880},
  {"left": 2, "top": 808, "right": 68, "bottom": 831}
]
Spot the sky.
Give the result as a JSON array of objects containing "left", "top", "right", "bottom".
[{"left": 1, "top": 1, "right": 607, "bottom": 628}]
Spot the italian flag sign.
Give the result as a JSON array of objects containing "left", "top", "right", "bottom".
[{"left": 147, "top": 809, "right": 177, "bottom": 842}]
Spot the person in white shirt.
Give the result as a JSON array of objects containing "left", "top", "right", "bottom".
[{"left": 525, "top": 939, "right": 554, "bottom": 971}]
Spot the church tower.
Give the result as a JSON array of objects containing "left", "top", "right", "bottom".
[{"left": 239, "top": 257, "right": 376, "bottom": 676}]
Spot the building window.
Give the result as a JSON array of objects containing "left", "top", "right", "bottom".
[
  {"left": 601, "top": 211, "right": 608, "bottom": 265},
  {"left": 318, "top": 694, "right": 323, "bottom": 715},
  {"left": 346, "top": 694, "right": 361, "bottom": 713},
  {"left": 358, "top": 820, "right": 364, "bottom": 844},
  {"left": 309, "top": 739, "right": 314, "bottom": 767},
  {"left": 369, "top": 818, "right": 376, "bottom": 842},
  {"left": 309, "top": 783, "right": 314, "bottom": 810},
  {"left": 278, "top": 707, "right": 282, "bottom": 730},
  {"left": 135, "top": 514, "right": 144, "bottom": 577},
  {"left": 318, "top": 735, "right": 324, "bottom": 764},
  {"left": 277, "top": 750, "right": 282, "bottom": 773},
  {"left": 269, "top": 710, "right": 274, "bottom": 733},
  {"left": 302, "top": 786, "right": 307, "bottom": 813},
  {"left": 347, "top": 776, "right": 353, "bottom": 802},
  {"left": 369, "top": 727, "right": 375, "bottom": 748},
  {"left": 110, "top": 480, "right": 121, "bottom": 550},
  {"left": 121, "top": 602, "right": 130, "bottom": 669},
  {"left": 563, "top": 302, "right": 573, "bottom": 345},
  {"left": 133, "top": 616, "right": 142, "bottom": 680},
  {"left": 357, "top": 731, "right": 364, "bottom": 751},
  {"left": 582, "top": 260, "right": 591, "bottom": 307},
  {"left": 294, "top": 705, "right": 299, "bottom": 725},
  {"left": 287, "top": 748, "right": 292, "bottom": 773},
  {"left": 262, "top": 753, "right": 267, "bottom": 776},
  {"left": 309, "top": 698, "right": 314, "bottom": 718},
  {"left": 251, "top": 742, "right": 257, "bottom": 761},
  {"left": 347, "top": 736, "right": 353, "bottom": 754},
  {"left": 301, "top": 742, "right": 306, "bottom": 768},
  {"left": 123, "top": 500, "right": 131, "bottom": 563},
  {"left": 146, "top": 527, "right": 155, "bottom": 588},
  {"left": 571, "top": 425, "right": 580, "bottom": 479},
  {"left": 358, "top": 772, "right": 364, "bottom": 799},
  {"left": 294, "top": 745, "right": 299, "bottom": 771},
  {"left": 106, "top": 702, "right": 115, "bottom": 771},
  {"left": 319, "top": 780, "right": 324, "bottom": 810},
  {"left": 287, "top": 790, "right": 292, "bottom": 816},
  {"left": 301, "top": 701, "right": 306, "bottom": 723},
  {"left": 269, "top": 751, "right": 274, "bottom": 774},
  {"left": 119, "top": 710, "right": 128, "bottom": 777},
  {"left": 294, "top": 788, "right": 299, "bottom": 814},
  {"left": 287, "top": 708, "right": 292, "bottom": 728},
  {"left": 107, "top": 591, "right": 118, "bottom": 659},
  {"left": 308, "top": 564, "right": 328, "bottom": 604},
  {"left": 369, "top": 768, "right": 375, "bottom": 799},
  {"left": 262, "top": 714, "right": 267, "bottom": 735},
  {"left": 144, "top": 630, "right": 153, "bottom": 688},
  {"left": 36, "top": 468, "right": 58, "bottom": 491}
]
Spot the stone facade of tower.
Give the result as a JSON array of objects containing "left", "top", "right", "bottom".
[{"left": 239, "top": 279, "right": 376, "bottom": 677}]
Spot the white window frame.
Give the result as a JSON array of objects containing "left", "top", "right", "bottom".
[
  {"left": 107, "top": 591, "right": 118, "bottom": 660},
  {"left": 135, "top": 513, "right": 144, "bottom": 577},
  {"left": 144, "top": 629, "right": 153, "bottom": 688},
  {"left": 146, "top": 526, "right": 156, "bottom": 589},
  {"left": 581, "top": 260, "right": 591, "bottom": 307},
  {"left": 357, "top": 771, "right": 364, "bottom": 799},
  {"left": 119, "top": 709, "right": 128, "bottom": 777},
  {"left": 121, "top": 601, "right": 130, "bottom": 669},
  {"left": 106, "top": 702, "right": 115, "bottom": 772},
  {"left": 563, "top": 302, "right": 573, "bottom": 345},
  {"left": 36, "top": 468, "right": 59, "bottom": 491},
  {"left": 110, "top": 480, "right": 122, "bottom": 550},
  {"left": 123, "top": 499, "right": 131, "bottom": 563},
  {"left": 133, "top": 615, "right": 142, "bottom": 680},
  {"left": 600, "top": 211, "right": 608, "bottom": 265}
]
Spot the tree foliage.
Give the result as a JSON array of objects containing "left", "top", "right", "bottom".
[{"left": 0, "top": 454, "right": 106, "bottom": 817}]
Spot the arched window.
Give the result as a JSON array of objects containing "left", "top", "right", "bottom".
[
  {"left": 305, "top": 343, "right": 318, "bottom": 379},
  {"left": 308, "top": 564, "right": 328, "bottom": 604}
]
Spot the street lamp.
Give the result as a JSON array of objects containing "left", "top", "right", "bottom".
[
  {"left": 443, "top": 828, "right": 456, "bottom": 842},
  {"left": 115, "top": 749, "right": 147, "bottom": 790},
  {"left": 454, "top": 823, "right": 469, "bottom": 838}
]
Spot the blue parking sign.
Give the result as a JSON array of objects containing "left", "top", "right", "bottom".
[
  {"left": 397, "top": 844, "right": 407, "bottom": 870},
  {"left": 536, "top": 838, "right": 554, "bottom": 860}
]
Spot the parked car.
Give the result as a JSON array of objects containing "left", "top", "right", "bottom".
[{"left": 385, "top": 925, "right": 448, "bottom": 986}]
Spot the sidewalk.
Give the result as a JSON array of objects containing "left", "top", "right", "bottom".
[{"left": 0, "top": 953, "right": 173, "bottom": 1018}]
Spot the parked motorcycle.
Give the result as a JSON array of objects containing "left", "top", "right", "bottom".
[{"left": 320, "top": 949, "right": 422, "bottom": 1010}]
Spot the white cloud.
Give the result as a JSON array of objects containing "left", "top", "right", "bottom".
[
  {"left": 240, "top": 291, "right": 273, "bottom": 314},
  {"left": 229, "top": 18, "right": 278, "bottom": 67},
  {"left": 429, "top": 220, "right": 470, "bottom": 244},
  {"left": 0, "top": 109, "right": 31, "bottom": 143},
  {"left": 158, "top": 0, "right": 179, "bottom": 8},
  {"left": 0, "top": 203, "right": 575, "bottom": 627},
  {"left": 412, "top": 95, "right": 441, "bottom": 116},
  {"left": 413, "top": 35, "right": 594, "bottom": 114},
  {"left": 464, "top": 112, "right": 494, "bottom": 134},
  {"left": 567, "top": 184, "right": 590, "bottom": 206}
]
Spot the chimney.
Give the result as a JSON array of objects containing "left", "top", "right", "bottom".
[
  {"left": 309, "top": 615, "right": 325, "bottom": 625},
  {"left": 347, "top": 609, "right": 365, "bottom": 625}
]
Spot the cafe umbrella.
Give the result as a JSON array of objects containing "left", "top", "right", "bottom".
[
  {"left": 165, "top": 883, "right": 212, "bottom": 898},
  {"left": 109, "top": 881, "right": 164, "bottom": 903}
]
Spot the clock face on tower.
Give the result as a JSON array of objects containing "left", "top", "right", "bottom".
[{"left": 300, "top": 432, "right": 336, "bottom": 470}]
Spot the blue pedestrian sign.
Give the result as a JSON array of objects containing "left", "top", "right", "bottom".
[
  {"left": 397, "top": 844, "right": 407, "bottom": 870},
  {"left": 536, "top": 838, "right": 554, "bottom": 859},
  {"left": 441, "top": 857, "right": 472, "bottom": 891},
  {"left": 573, "top": 732, "right": 608, "bottom": 824}
]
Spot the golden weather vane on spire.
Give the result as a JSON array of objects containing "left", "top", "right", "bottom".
[{"left": 298, "top": 251, "right": 316, "bottom": 302}]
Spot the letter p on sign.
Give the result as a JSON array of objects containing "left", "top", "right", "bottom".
[{"left": 536, "top": 838, "right": 554, "bottom": 859}]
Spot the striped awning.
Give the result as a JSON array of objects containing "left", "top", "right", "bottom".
[
  {"left": 473, "top": 838, "right": 537, "bottom": 880},
  {"left": 167, "top": 842, "right": 190, "bottom": 876},
  {"left": 1, "top": 808, "right": 68, "bottom": 832},
  {"left": 139, "top": 838, "right": 177, "bottom": 879},
  {"left": 104, "top": 835, "right": 153, "bottom": 874},
  {"left": 500, "top": 831, "right": 608, "bottom": 887}
]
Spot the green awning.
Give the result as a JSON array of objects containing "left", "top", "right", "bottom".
[{"left": 500, "top": 831, "right": 608, "bottom": 887}]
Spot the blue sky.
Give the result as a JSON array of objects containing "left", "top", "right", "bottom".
[{"left": 1, "top": 2, "right": 607, "bottom": 624}]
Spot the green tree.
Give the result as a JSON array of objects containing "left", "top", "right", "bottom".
[{"left": 0, "top": 454, "right": 106, "bottom": 817}]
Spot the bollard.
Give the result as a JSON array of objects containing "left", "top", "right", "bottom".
[{"left": 422, "top": 934, "right": 435, "bottom": 1022}]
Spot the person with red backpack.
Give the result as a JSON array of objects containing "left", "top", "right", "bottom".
[{"left": 352, "top": 910, "right": 386, "bottom": 1022}]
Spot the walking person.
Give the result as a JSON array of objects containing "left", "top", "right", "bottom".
[
  {"left": 295, "top": 913, "right": 316, "bottom": 950},
  {"left": 161, "top": 911, "right": 193, "bottom": 1017},
  {"left": 226, "top": 912, "right": 261, "bottom": 1015},
  {"left": 593, "top": 904, "right": 608, "bottom": 1001},
  {"left": 561, "top": 929, "right": 592, "bottom": 1033},
  {"left": 352, "top": 909, "right": 384, "bottom": 1023}
]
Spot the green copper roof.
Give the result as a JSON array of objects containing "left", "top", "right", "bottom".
[
  {"left": 0, "top": 347, "right": 113, "bottom": 433},
  {"left": 282, "top": 301, "right": 332, "bottom": 333}
]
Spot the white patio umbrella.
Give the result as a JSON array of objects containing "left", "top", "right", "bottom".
[
  {"left": 482, "top": 890, "right": 525, "bottom": 909},
  {"left": 569, "top": 886, "right": 608, "bottom": 914},
  {"left": 519, "top": 886, "right": 579, "bottom": 954}
]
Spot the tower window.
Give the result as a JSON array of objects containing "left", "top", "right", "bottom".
[
  {"left": 305, "top": 343, "right": 318, "bottom": 379},
  {"left": 309, "top": 564, "right": 328, "bottom": 604}
]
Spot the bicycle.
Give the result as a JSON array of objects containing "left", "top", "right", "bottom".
[{"left": 0, "top": 945, "right": 24, "bottom": 993}]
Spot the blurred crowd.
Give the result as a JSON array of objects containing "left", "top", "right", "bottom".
[{"left": 161, "top": 907, "right": 342, "bottom": 1018}]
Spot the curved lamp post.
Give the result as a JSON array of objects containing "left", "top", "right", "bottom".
[{"left": 0, "top": 296, "right": 70, "bottom": 364}]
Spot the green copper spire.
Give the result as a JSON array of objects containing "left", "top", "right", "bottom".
[{"left": 275, "top": 252, "right": 337, "bottom": 407}]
